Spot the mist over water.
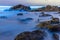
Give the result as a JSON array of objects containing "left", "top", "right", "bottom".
[
  {"left": 0, "top": 6, "right": 44, "bottom": 11},
  {"left": 0, "top": 6, "right": 60, "bottom": 40},
  {"left": 0, "top": 6, "right": 12, "bottom": 11}
]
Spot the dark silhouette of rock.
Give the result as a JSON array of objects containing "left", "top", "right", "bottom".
[
  {"left": 49, "top": 25, "right": 60, "bottom": 32},
  {"left": 19, "top": 18, "right": 33, "bottom": 22},
  {"left": 51, "top": 18, "right": 59, "bottom": 24},
  {"left": 45, "top": 5, "right": 59, "bottom": 11},
  {"left": 10, "top": 4, "right": 31, "bottom": 11},
  {"left": 30, "top": 5, "right": 60, "bottom": 12},
  {"left": 15, "top": 30, "right": 46, "bottom": 40},
  {"left": 52, "top": 33, "right": 59, "bottom": 40}
]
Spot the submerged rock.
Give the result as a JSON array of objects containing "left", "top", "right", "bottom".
[
  {"left": 15, "top": 30, "right": 46, "bottom": 40},
  {"left": 17, "top": 13, "right": 23, "bottom": 16},
  {"left": 49, "top": 25, "right": 60, "bottom": 32},
  {"left": 52, "top": 33, "right": 59, "bottom": 40},
  {"left": 39, "top": 12, "right": 51, "bottom": 17},
  {"left": 19, "top": 18, "right": 33, "bottom": 22},
  {"left": 0, "top": 16, "right": 7, "bottom": 19}
]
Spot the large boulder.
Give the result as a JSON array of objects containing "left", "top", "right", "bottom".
[
  {"left": 10, "top": 4, "right": 31, "bottom": 11},
  {"left": 15, "top": 30, "right": 46, "bottom": 40}
]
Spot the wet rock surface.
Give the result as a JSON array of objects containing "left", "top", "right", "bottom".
[
  {"left": 49, "top": 25, "right": 60, "bottom": 32},
  {"left": 51, "top": 18, "right": 59, "bottom": 24},
  {"left": 15, "top": 30, "right": 46, "bottom": 40},
  {"left": 52, "top": 33, "right": 59, "bottom": 40},
  {"left": 36, "top": 21, "right": 51, "bottom": 29}
]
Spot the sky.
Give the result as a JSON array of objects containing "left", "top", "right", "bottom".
[{"left": 0, "top": 0, "right": 60, "bottom": 6}]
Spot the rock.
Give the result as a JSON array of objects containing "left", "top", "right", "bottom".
[
  {"left": 10, "top": 4, "right": 31, "bottom": 11},
  {"left": 52, "top": 33, "right": 59, "bottom": 40},
  {"left": 17, "top": 13, "right": 23, "bottom": 16},
  {"left": 19, "top": 18, "right": 33, "bottom": 22},
  {"left": 58, "top": 11, "right": 60, "bottom": 13},
  {"left": 15, "top": 30, "right": 46, "bottom": 40},
  {"left": 51, "top": 18, "right": 59, "bottom": 24},
  {"left": 32, "top": 30, "right": 46, "bottom": 37},
  {"left": 36, "top": 21, "right": 51, "bottom": 28},
  {"left": 49, "top": 25, "right": 60, "bottom": 32},
  {"left": 39, "top": 12, "right": 51, "bottom": 17},
  {"left": 45, "top": 5, "right": 59, "bottom": 11},
  {"left": 15, "top": 31, "right": 32, "bottom": 40},
  {"left": 26, "top": 18, "right": 33, "bottom": 20},
  {"left": 0, "top": 16, "right": 7, "bottom": 19}
]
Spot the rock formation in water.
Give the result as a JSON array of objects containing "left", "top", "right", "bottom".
[
  {"left": 10, "top": 4, "right": 31, "bottom": 11},
  {"left": 36, "top": 17, "right": 60, "bottom": 32},
  {"left": 52, "top": 33, "right": 59, "bottom": 40},
  {"left": 31, "top": 5, "right": 60, "bottom": 12},
  {"left": 49, "top": 25, "right": 60, "bottom": 32},
  {"left": 51, "top": 18, "right": 59, "bottom": 24},
  {"left": 15, "top": 30, "right": 46, "bottom": 40},
  {"left": 17, "top": 13, "right": 23, "bottom": 16}
]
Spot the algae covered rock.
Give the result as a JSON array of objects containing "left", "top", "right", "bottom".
[{"left": 36, "top": 21, "right": 51, "bottom": 28}]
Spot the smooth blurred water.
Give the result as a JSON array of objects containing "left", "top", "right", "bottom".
[
  {"left": 0, "top": 10, "right": 60, "bottom": 40},
  {"left": 0, "top": 6, "right": 12, "bottom": 12}
]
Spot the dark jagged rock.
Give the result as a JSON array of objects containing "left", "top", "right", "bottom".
[
  {"left": 30, "top": 5, "right": 60, "bottom": 12},
  {"left": 15, "top": 30, "right": 46, "bottom": 40},
  {"left": 52, "top": 33, "right": 59, "bottom": 40},
  {"left": 49, "top": 25, "right": 60, "bottom": 32},
  {"left": 10, "top": 4, "right": 31, "bottom": 11},
  {"left": 51, "top": 18, "right": 59, "bottom": 24}
]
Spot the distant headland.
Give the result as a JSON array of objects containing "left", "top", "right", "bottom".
[{"left": 5, "top": 4, "right": 60, "bottom": 12}]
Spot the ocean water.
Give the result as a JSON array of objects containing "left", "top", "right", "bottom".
[{"left": 0, "top": 6, "right": 60, "bottom": 40}]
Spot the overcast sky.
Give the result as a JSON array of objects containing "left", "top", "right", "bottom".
[{"left": 0, "top": 0, "right": 60, "bottom": 6}]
